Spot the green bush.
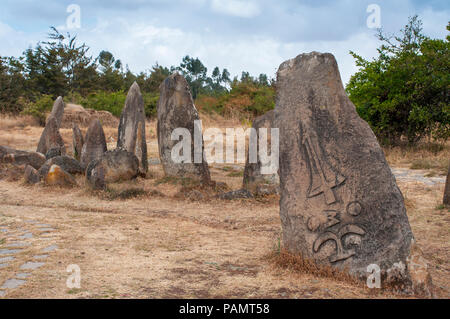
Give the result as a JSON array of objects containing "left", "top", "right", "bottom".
[
  {"left": 143, "top": 93, "right": 159, "bottom": 118},
  {"left": 346, "top": 17, "right": 450, "bottom": 145},
  {"left": 83, "top": 91, "right": 126, "bottom": 117},
  {"left": 21, "top": 94, "right": 54, "bottom": 126}
]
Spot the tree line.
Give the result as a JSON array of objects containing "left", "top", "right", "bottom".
[
  {"left": 1, "top": 16, "right": 449, "bottom": 146},
  {"left": 0, "top": 26, "right": 274, "bottom": 120}
]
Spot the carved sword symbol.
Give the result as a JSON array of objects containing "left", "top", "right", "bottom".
[{"left": 303, "top": 134, "right": 345, "bottom": 205}]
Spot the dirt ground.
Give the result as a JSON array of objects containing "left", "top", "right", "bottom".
[{"left": 0, "top": 114, "right": 448, "bottom": 299}]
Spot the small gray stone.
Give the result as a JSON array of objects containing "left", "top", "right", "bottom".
[
  {"left": 6, "top": 242, "right": 30, "bottom": 248},
  {"left": 1, "top": 278, "right": 26, "bottom": 289},
  {"left": 42, "top": 245, "right": 58, "bottom": 252},
  {"left": 0, "top": 249, "right": 22, "bottom": 255},
  {"left": 18, "top": 232, "right": 33, "bottom": 239},
  {"left": 16, "top": 273, "right": 31, "bottom": 279},
  {"left": 33, "top": 255, "right": 48, "bottom": 260},
  {"left": 20, "top": 261, "right": 45, "bottom": 270},
  {"left": 24, "top": 165, "right": 41, "bottom": 184}
]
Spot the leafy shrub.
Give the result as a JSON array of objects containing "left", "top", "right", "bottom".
[
  {"left": 21, "top": 94, "right": 54, "bottom": 126},
  {"left": 83, "top": 91, "right": 126, "bottom": 117}
]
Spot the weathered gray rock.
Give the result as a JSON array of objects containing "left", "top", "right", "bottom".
[
  {"left": 38, "top": 155, "right": 84, "bottom": 177},
  {"left": 72, "top": 123, "right": 84, "bottom": 161},
  {"left": 243, "top": 110, "right": 279, "bottom": 194},
  {"left": 157, "top": 73, "right": 211, "bottom": 183},
  {"left": 44, "top": 164, "right": 77, "bottom": 187},
  {"left": 444, "top": 163, "right": 450, "bottom": 206},
  {"left": 274, "top": 52, "right": 429, "bottom": 294},
  {"left": 85, "top": 160, "right": 106, "bottom": 190},
  {"left": 24, "top": 165, "right": 40, "bottom": 184},
  {"left": 80, "top": 118, "right": 107, "bottom": 168},
  {"left": 217, "top": 189, "right": 253, "bottom": 200},
  {"left": 36, "top": 116, "right": 66, "bottom": 156},
  {"left": 86, "top": 149, "right": 139, "bottom": 187},
  {"left": 117, "top": 82, "right": 148, "bottom": 175},
  {"left": 0, "top": 145, "right": 46, "bottom": 169},
  {"left": 45, "top": 147, "right": 61, "bottom": 160},
  {"left": 48, "top": 96, "right": 65, "bottom": 128}
]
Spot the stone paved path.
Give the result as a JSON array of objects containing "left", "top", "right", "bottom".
[
  {"left": 0, "top": 219, "right": 58, "bottom": 298},
  {"left": 391, "top": 168, "right": 446, "bottom": 186}
]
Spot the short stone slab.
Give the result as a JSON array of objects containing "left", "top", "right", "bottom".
[
  {"left": 16, "top": 273, "right": 31, "bottom": 279},
  {"left": 0, "top": 256, "right": 14, "bottom": 262},
  {"left": 1, "top": 278, "right": 26, "bottom": 289},
  {"left": 148, "top": 158, "right": 161, "bottom": 165},
  {"left": 42, "top": 245, "right": 58, "bottom": 253},
  {"left": 18, "top": 233, "right": 33, "bottom": 239},
  {"left": 6, "top": 242, "right": 30, "bottom": 248},
  {"left": 20, "top": 262, "right": 45, "bottom": 270},
  {"left": 33, "top": 255, "right": 48, "bottom": 260},
  {"left": 0, "top": 249, "right": 22, "bottom": 255}
]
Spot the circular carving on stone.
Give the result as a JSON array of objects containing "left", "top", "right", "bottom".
[{"left": 347, "top": 201, "right": 362, "bottom": 216}]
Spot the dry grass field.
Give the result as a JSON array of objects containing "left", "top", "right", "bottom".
[{"left": 0, "top": 113, "right": 448, "bottom": 299}]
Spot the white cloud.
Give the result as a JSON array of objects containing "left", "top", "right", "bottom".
[{"left": 210, "top": 0, "right": 261, "bottom": 18}]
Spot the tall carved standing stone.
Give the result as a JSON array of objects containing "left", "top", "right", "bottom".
[
  {"left": 80, "top": 118, "right": 107, "bottom": 169},
  {"left": 157, "top": 73, "right": 210, "bottom": 183},
  {"left": 117, "top": 82, "right": 148, "bottom": 175},
  {"left": 444, "top": 162, "right": 450, "bottom": 206},
  {"left": 243, "top": 110, "right": 279, "bottom": 195},
  {"left": 274, "top": 52, "right": 430, "bottom": 294}
]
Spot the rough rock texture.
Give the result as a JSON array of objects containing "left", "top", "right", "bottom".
[
  {"left": 36, "top": 116, "right": 66, "bottom": 156},
  {"left": 38, "top": 156, "right": 84, "bottom": 177},
  {"left": 45, "top": 148, "right": 61, "bottom": 160},
  {"left": 274, "top": 52, "right": 427, "bottom": 294},
  {"left": 86, "top": 149, "right": 139, "bottom": 185},
  {"left": 117, "top": 82, "right": 148, "bottom": 175},
  {"left": 44, "top": 164, "right": 77, "bottom": 187},
  {"left": 217, "top": 189, "right": 253, "bottom": 200},
  {"left": 157, "top": 73, "right": 210, "bottom": 183},
  {"left": 444, "top": 163, "right": 450, "bottom": 206},
  {"left": 47, "top": 96, "right": 65, "bottom": 128},
  {"left": 80, "top": 118, "right": 107, "bottom": 169},
  {"left": 243, "top": 110, "right": 279, "bottom": 195},
  {"left": 85, "top": 160, "right": 106, "bottom": 190},
  {"left": 24, "top": 165, "right": 40, "bottom": 184},
  {"left": 72, "top": 123, "right": 84, "bottom": 161},
  {"left": 0, "top": 145, "right": 46, "bottom": 169},
  {"left": 61, "top": 103, "right": 118, "bottom": 129}
]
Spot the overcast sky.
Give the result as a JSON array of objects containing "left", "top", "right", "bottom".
[{"left": 0, "top": 0, "right": 448, "bottom": 84}]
